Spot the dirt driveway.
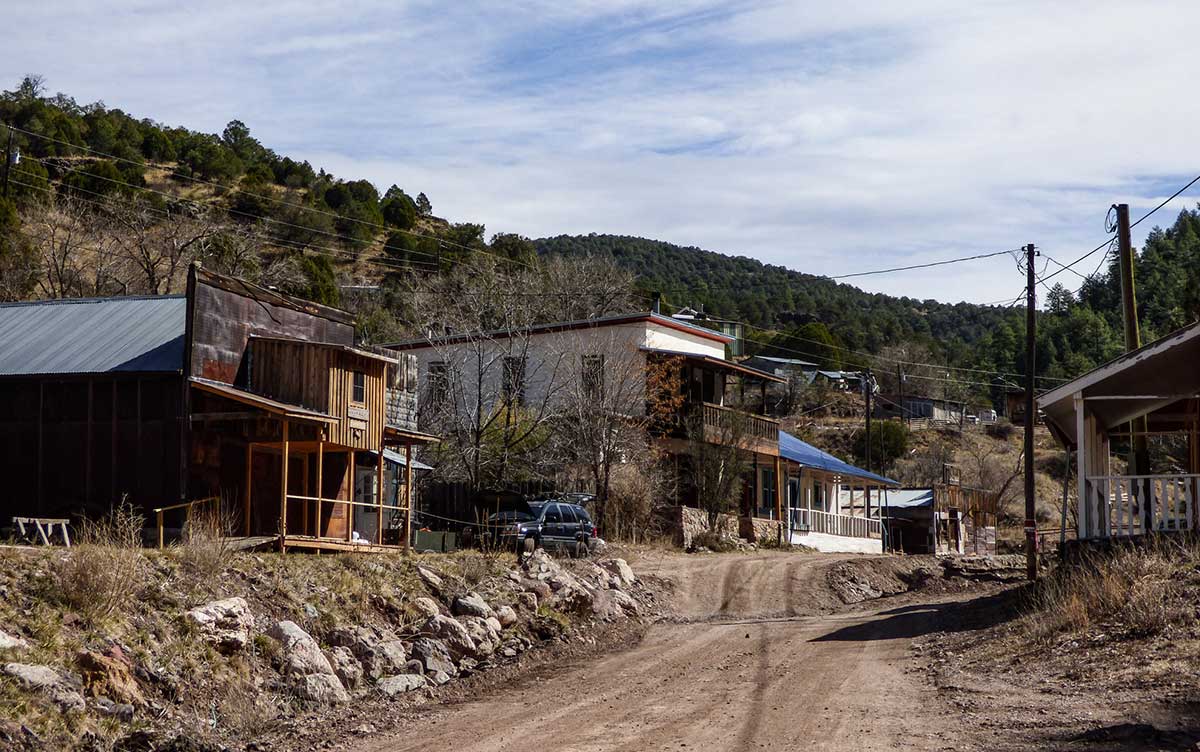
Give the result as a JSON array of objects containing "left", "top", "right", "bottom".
[{"left": 352, "top": 552, "right": 975, "bottom": 752}]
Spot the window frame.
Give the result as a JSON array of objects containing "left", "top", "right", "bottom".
[{"left": 351, "top": 370, "right": 367, "bottom": 405}]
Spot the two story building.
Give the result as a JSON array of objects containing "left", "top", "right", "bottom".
[
  {"left": 387, "top": 311, "right": 791, "bottom": 526},
  {"left": 0, "top": 264, "right": 435, "bottom": 551}
]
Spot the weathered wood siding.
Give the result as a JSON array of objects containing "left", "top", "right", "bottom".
[
  {"left": 248, "top": 339, "right": 332, "bottom": 413},
  {"left": 326, "top": 352, "right": 387, "bottom": 450}
]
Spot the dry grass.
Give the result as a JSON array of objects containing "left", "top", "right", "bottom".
[
  {"left": 175, "top": 496, "right": 241, "bottom": 587},
  {"left": 51, "top": 501, "right": 146, "bottom": 626},
  {"left": 1021, "top": 538, "right": 1199, "bottom": 644}
]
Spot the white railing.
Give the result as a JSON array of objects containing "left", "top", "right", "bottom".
[
  {"left": 790, "top": 508, "right": 882, "bottom": 539},
  {"left": 1083, "top": 474, "right": 1197, "bottom": 539}
]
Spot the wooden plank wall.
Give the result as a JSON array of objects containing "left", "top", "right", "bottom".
[
  {"left": 326, "top": 351, "right": 387, "bottom": 450},
  {"left": 248, "top": 339, "right": 331, "bottom": 412}
]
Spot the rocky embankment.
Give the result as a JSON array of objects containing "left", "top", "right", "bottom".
[{"left": 0, "top": 547, "right": 661, "bottom": 752}]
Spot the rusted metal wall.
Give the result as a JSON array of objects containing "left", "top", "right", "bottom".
[{"left": 189, "top": 270, "right": 355, "bottom": 386}]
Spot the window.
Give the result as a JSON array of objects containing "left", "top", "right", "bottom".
[
  {"left": 759, "top": 467, "right": 777, "bottom": 518},
  {"left": 352, "top": 370, "right": 366, "bottom": 404},
  {"left": 560, "top": 505, "right": 579, "bottom": 524},
  {"left": 582, "top": 354, "right": 605, "bottom": 400},
  {"left": 427, "top": 362, "right": 449, "bottom": 409},
  {"left": 502, "top": 356, "right": 527, "bottom": 406},
  {"left": 543, "top": 505, "right": 562, "bottom": 524}
]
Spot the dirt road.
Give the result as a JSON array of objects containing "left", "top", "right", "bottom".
[{"left": 354, "top": 552, "right": 969, "bottom": 752}]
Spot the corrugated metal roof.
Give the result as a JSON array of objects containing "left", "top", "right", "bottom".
[
  {"left": 779, "top": 430, "right": 898, "bottom": 486},
  {"left": 0, "top": 295, "right": 186, "bottom": 375}
]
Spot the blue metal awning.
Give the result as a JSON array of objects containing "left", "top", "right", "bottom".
[{"left": 779, "top": 430, "right": 898, "bottom": 486}]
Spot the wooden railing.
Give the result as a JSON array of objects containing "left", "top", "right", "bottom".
[
  {"left": 699, "top": 402, "right": 780, "bottom": 446},
  {"left": 152, "top": 496, "right": 220, "bottom": 549},
  {"left": 790, "top": 508, "right": 882, "bottom": 539},
  {"left": 284, "top": 494, "right": 408, "bottom": 545},
  {"left": 1082, "top": 474, "right": 1198, "bottom": 539}
]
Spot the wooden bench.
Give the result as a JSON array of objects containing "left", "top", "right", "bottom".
[{"left": 11, "top": 517, "right": 72, "bottom": 547}]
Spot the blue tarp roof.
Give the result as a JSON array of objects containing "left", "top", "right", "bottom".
[{"left": 779, "top": 430, "right": 899, "bottom": 486}]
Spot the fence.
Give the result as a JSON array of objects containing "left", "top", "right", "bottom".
[
  {"left": 1082, "top": 474, "right": 1197, "bottom": 539},
  {"left": 790, "top": 507, "right": 882, "bottom": 539}
]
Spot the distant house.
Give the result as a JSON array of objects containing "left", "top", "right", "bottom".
[
  {"left": 0, "top": 265, "right": 435, "bottom": 551},
  {"left": 876, "top": 394, "right": 965, "bottom": 423},
  {"left": 810, "top": 370, "right": 863, "bottom": 392},
  {"left": 740, "top": 355, "right": 819, "bottom": 379},
  {"left": 882, "top": 486, "right": 998, "bottom": 554},
  {"left": 1038, "top": 321, "right": 1200, "bottom": 541}
]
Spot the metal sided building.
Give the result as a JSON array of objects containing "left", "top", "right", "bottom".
[{"left": 0, "top": 264, "right": 436, "bottom": 550}]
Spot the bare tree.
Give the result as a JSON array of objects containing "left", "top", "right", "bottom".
[
  {"left": 24, "top": 196, "right": 127, "bottom": 298},
  {"left": 105, "top": 197, "right": 217, "bottom": 294},
  {"left": 685, "top": 400, "right": 753, "bottom": 531}
]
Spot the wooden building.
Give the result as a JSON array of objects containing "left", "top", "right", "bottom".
[{"left": 0, "top": 264, "right": 436, "bottom": 550}]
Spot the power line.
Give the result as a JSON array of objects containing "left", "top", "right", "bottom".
[{"left": 823, "top": 247, "right": 1022, "bottom": 280}]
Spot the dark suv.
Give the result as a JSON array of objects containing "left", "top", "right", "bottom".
[{"left": 489, "top": 500, "right": 597, "bottom": 556}]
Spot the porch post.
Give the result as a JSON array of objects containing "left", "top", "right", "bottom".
[
  {"left": 244, "top": 443, "right": 253, "bottom": 536},
  {"left": 280, "top": 420, "right": 289, "bottom": 551},
  {"left": 376, "top": 450, "right": 385, "bottom": 545},
  {"left": 316, "top": 441, "right": 324, "bottom": 537},
  {"left": 348, "top": 450, "right": 355, "bottom": 542},
  {"left": 1074, "top": 392, "right": 1087, "bottom": 539},
  {"left": 404, "top": 442, "right": 414, "bottom": 553},
  {"left": 773, "top": 455, "right": 784, "bottom": 536}
]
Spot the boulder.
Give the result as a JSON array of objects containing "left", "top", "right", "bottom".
[
  {"left": 494, "top": 605, "right": 518, "bottom": 628},
  {"left": 591, "top": 588, "right": 641, "bottom": 620},
  {"left": 267, "top": 621, "right": 336, "bottom": 678},
  {"left": 409, "top": 638, "right": 456, "bottom": 677},
  {"left": 452, "top": 592, "right": 494, "bottom": 619},
  {"left": 516, "top": 592, "right": 538, "bottom": 611},
  {"left": 3, "top": 663, "right": 85, "bottom": 711},
  {"left": 429, "top": 670, "right": 451, "bottom": 685},
  {"left": 600, "top": 558, "right": 636, "bottom": 588},
  {"left": 323, "top": 647, "right": 364, "bottom": 690},
  {"left": 485, "top": 616, "right": 503, "bottom": 634},
  {"left": 377, "top": 674, "right": 425, "bottom": 696},
  {"left": 416, "top": 566, "right": 444, "bottom": 592},
  {"left": 185, "top": 597, "right": 253, "bottom": 654},
  {"left": 76, "top": 648, "right": 146, "bottom": 707},
  {"left": 412, "top": 596, "right": 440, "bottom": 619},
  {"left": 298, "top": 673, "right": 349, "bottom": 705},
  {"left": 457, "top": 616, "right": 500, "bottom": 657},
  {"left": 95, "top": 697, "right": 135, "bottom": 721},
  {"left": 0, "top": 630, "right": 28, "bottom": 652},
  {"left": 327, "top": 626, "right": 407, "bottom": 680},
  {"left": 421, "top": 615, "right": 475, "bottom": 659}
]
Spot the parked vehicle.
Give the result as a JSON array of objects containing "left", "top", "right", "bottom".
[{"left": 488, "top": 500, "right": 597, "bottom": 557}]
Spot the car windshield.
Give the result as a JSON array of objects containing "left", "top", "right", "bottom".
[
  {"left": 526, "top": 502, "right": 548, "bottom": 518},
  {"left": 488, "top": 510, "right": 533, "bottom": 522}
]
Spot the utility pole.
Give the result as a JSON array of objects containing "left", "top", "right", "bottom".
[
  {"left": 1, "top": 126, "right": 13, "bottom": 199},
  {"left": 897, "top": 364, "right": 906, "bottom": 426},
  {"left": 1115, "top": 203, "right": 1151, "bottom": 530},
  {"left": 1023, "top": 243, "right": 1038, "bottom": 581},
  {"left": 863, "top": 369, "right": 873, "bottom": 473}
]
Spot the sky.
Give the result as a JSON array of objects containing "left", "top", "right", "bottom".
[{"left": 5, "top": 1, "right": 1200, "bottom": 305}]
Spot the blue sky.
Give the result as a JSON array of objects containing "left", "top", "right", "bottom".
[{"left": 5, "top": 1, "right": 1198, "bottom": 304}]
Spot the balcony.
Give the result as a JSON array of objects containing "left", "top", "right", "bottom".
[
  {"left": 696, "top": 402, "right": 779, "bottom": 454},
  {"left": 790, "top": 508, "right": 882, "bottom": 539}
]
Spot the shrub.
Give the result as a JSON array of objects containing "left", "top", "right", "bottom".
[
  {"left": 53, "top": 501, "right": 145, "bottom": 625},
  {"left": 986, "top": 420, "right": 1017, "bottom": 440}
]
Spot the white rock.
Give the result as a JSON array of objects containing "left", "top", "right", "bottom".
[
  {"left": 494, "top": 605, "right": 518, "bottom": 628},
  {"left": 600, "top": 558, "right": 636, "bottom": 588},
  {"left": 378, "top": 674, "right": 425, "bottom": 696},
  {"left": 323, "top": 647, "right": 364, "bottom": 689},
  {"left": 299, "top": 673, "right": 349, "bottom": 704},
  {"left": 3, "top": 663, "right": 85, "bottom": 711},
  {"left": 422, "top": 615, "right": 476, "bottom": 659},
  {"left": 268, "top": 621, "right": 337, "bottom": 677},
  {"left": 0, "top": 630, "right": 29, "bottom": 652},
  {"left": 412, "top": 596, "right": 440, "bottom": 619},
  {"left": 452, "top": 592, "right": 494, "bottom": 619},
  {"left": 185, "top": 597, "right": 253, "bottom": 653}
]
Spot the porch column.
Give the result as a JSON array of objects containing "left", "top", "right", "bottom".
[
  {"left": 773, "top": 455, "right": 784, "bottom": 529},
  {"left": 347, "top": 450, "right": 355, "bottom": 542},
  {"left": 376, "top": 450, "right": 385, "bottom": 545},
  {"left": 279, "top": 420, "right": 289, "bottom": 552},
  {"left": 404, "top": 442, "right": 414, "bottom": 553},
  {"left": 244, "top": 443, "right": 253, "bottom": 536},
  {"left": 1074, "top": 392, "right": 1087, "bottom": 539},
  {"left": 316, "top": 441, "right": 324, "bottom": 537}
]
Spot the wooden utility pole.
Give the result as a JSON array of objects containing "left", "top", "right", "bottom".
[
  {"left": 1023, "top": 243, "right": 1038, "bottom": 581},
  {"left": 897, "top": 364, "right": 906, "bottom": 426},
  {"left": 1115, "top": 203, "right": 1151, "bottom": 530},
  {"left": 1, "top": 126, "right": 13, "bottom": 198},
  {"left": 863, "top": 369, "right": 873, "bottom": 473}
]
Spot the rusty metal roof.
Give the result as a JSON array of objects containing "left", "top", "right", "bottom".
[{"left": 0, "top": 295, "right": 186, "bottom": 376}]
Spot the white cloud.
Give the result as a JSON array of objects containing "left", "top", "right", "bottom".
[{"left": 3, "top": 0, "right": 1198, "bottom": 305}]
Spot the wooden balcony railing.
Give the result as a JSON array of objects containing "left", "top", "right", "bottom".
[
  {"left": 1082, "top": 474, "right": 1197, "bottom": 539},
  {"left": 790, "top": 508, "right": 882, "bottom": 539},
  {"left": 698, "top": 402, "right": 780, "bottom": 447}
]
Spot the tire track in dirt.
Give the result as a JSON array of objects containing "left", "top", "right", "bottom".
[{"left": 352, "top": 552, "right": 969, "bottom": 752}]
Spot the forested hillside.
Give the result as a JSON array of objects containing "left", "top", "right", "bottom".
[{"left": 1, "top": 75, "right": 1199, "bottom": 406}]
